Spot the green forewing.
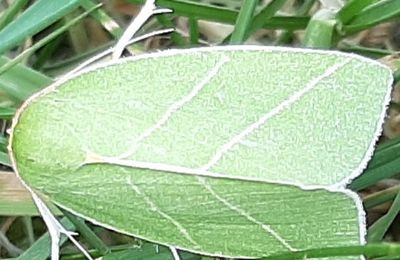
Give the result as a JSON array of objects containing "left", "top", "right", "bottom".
[{"left": 10, "top": 46, "right": 392, "bottom": 258}]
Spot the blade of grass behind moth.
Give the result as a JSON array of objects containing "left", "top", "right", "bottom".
[
  {"left": 0, "top": 150, "right": 11, "bottom": 166},
  {"left": 61, "top": 208, "right": 110, "bottom": 256},
  {"left": 223, "top": 0, "right": 287, "bottom": 43},
  {"left": 275, "top": 0, "right": 316, "bottom": 44},
  {"left": 101, "top": 243, "right": 201, "bottom": 260},
  {"left": 127, "top": 0, "right": 309, "bottom": 31},
  {"left": 342, "top": 0, "right": 400, "bottom": 35},
  {"left": 338, "top": 42, "right": 394, "bottom": 59},
  {"left": 368, "top": 190, "right": 400, "bottom": 242},
  {"left": 61, "top": 243, "right": 201, "bottom": 260},
  {"left": 364, "top": 185, "right": 400, "bottom": 209},
  {"left": 0, "top": 106, "right": 16, "bottom": 120},
  {"left": 0, "top": 0, "right": 81, "bottom": 55},
  {"left": 0, "top": 0, "right": 29, "bottom": 31},
  {"left": 262, "top": 244, "right": 400, "bottom": 260},
  {"left": 17, "top": 217, "right": 75, "bottom": 260},
  {"left": 0, "top": 229, "right": 22, "bottom": 257},
  {"left": 188, "top": 16, "right": 199, "bottom": 45},
  {"left": 65, "top": 10, "right": 90, "bottom": 53},
  {"left": 0, "top": 56, "right": 51, "bottom": 102},
  {"left": 349, "top": 136, "right": 400, "bottom": 191},
  {"left": 0, "top": 4, "right": 101, "bottom": 76},
  {"left": 79, "top": 0, "right": 124, "bottom": 38},
  {"left": 302, "top": 9, "right": 336, "bottom": 48},
  {"left": 0, "top": 135, "right": 8, "bottom": 152},
  {"left": 336, "top": 0, "right": 376, "bottom": 25},
  {"left": 21, "top": 216, "right": 35, "bottom": 245},
  {"left": 394, "top": 69, "right": 400, "bottom": 83},
  {"left": 32, "top": 34, "right": 66, "bottom": 70},
  {"left": 156, "top": 15, "right": 185, "bottom": 46},
  {"left": 230, "top": 0, "right": 258, "bottom": 44}
]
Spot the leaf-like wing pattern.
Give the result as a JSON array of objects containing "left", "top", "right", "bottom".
[{"left": 10, "top": 46, "right": 392, "bottom": 258}]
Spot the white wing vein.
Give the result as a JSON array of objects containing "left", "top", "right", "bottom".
[
  {"left": 196, "top": 176, "right": 297, "bottom": 251},
  {"left": 200, "top": 58, "right": 352, "bottom": 170},
  {"left": 126, "top": 176, "right": 199, "bottom": 247},
  {"left": 118, "top": 56, "right": 229, "bottom": 159}
]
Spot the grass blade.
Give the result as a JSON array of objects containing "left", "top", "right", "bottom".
[
  {"left": 230, "top": 0, "right": 258, "bottom": 43},
  {"left": 0, "top": 0, "right": 81, "bottom": 54},
  {"left": 363, "top": 185, "right": 399, "bottom": 209},
  {"left": 156, "top": 15, "right": 185, "bottom": 46},
  {"left": 336, "top": 0, "right": 377, "bottom": 25},
  {"left": 102, "top": 243, "right": 201, "bottom": 260},
  {"left": 368, "top": 191, "right": 400, "bottom": 242},
  {"left": 275, "top": 0, "right": 316, "bottom": 44},
  {"left": 0, "top": 150, "right": 11, "bottom": 166},
  {"left": 262, "top": 243, "right": 400, "bottom": 259},
  {"left": 61, "top": 208, "right": 110, "bottom": 256},
  {"left": 17, "top": 217, "right": 75, "bottom": 260},
  {"left": 80, "top": 0, "right": 123, "bottom": 38},
  {"left": 350, "top": 136, "right": 400, "bottom": 191},
  {"left": 343, "top": 0, "right": 400, "bottom": 34},
  {"left": 0, "top": 4, "right": 101, "bottom": 77},
  {"left": 0, "top": 106, "right": 16, "bottom": 119},
  {"left": 0, "top": 56, "right": 51, "bottom": 102},
  {"left": 0, "top": 0, "right": 29, "bottom": 31},
  {"left": 188, "top": 17, "right": 199, "bottom": 44},
  {"left": 127, "top": 0, "right": 309, "bottom": 30},
  {"left": 246, "top": 0, "right": 287, "bottom": 39},
  {"left": 302, "top": 9, "right": 336, "bottom": 48}
]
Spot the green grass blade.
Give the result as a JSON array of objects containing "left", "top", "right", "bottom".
[
  {"left": 0, "top": 150, "right": 11, "bottom": 166},
  {"left": 224, "top": 0, "right": 287, "bottom": 43},
  {"left": 61, "top": 208, "right": 110, "bottom": 256},
  {"left": 368, "top": 191, "right": 400, "bottom": 242},
  {"left": 246, "top": 0, "right": 287, "bottom": 38},
  {"left": 17, "top": 217, "right": 75, "bottom": 260},
  {"left": 0, "top": 106, "right": 16, "bottom": 119},
  {"left": 303, "top": 9, "right": 336, "bottom": 48},
  {"left": 156, "top": 15, "right": 185, "bottom": 46},
  {"left": 79, "top": 0, "right": 123, "bottom": 38},
  {"left": 394, "top": 68, "right": 400, "bottom": 83},
  {"left": 188, "top": 17, "right": 199, "bottom": 45},
  {"left": 0, "top": 56, "right": 51, "bottom": 102},
  {"left": 21, "top": 216, "right": 35, "bottom": 245},
  {"left": 127, "top": 0, "right": 309, "bottom": 30},
  {"left": 102, "top": 243, "right": 201, "bottom": 260},
  {"left": 339, "top": 42, "right": 394, "bottom": 59},
  {"left": 0, "top": 135, "right": 8, "bottom": 152},
  {"left": 230, "top": 0, "right": 258, "bottom": 44},
  {"left": 0, "top": 0, "right": 29, "bottom": 31},
  {"left": 336, "top": 0, "right": 377, "bottom": 25},
  {"left": 275, "top": 0, "right": 316, "bottom": 44},
  {"left": 0, "top": 0, "right": 81, "bottom": 54},
  {"left": 262, "top": 243, "right": 400, "bottom": 259},
  {"left": 350, "top": 136, "right": 400, "bottom": 191},
  {"left": 32, "top": 34, "right": 65, "bottom": 70},
  {"left": 343, "top": 0, "right": 400, "bottom": 34},
  {"left": 364, "top": 185, "right": 400, "bottom": 209},
  {"left": 0, "top": 4, "right": 101, "bottom": 77}
]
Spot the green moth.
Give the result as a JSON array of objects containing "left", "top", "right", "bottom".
[{"left": 9, "top": 46, "right": 393, "bottom": 258}]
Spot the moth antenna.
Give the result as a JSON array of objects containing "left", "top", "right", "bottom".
[{"left": 65, "top": 28, "right": 174, "bottom": 78}]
